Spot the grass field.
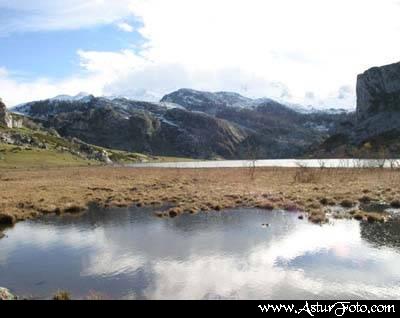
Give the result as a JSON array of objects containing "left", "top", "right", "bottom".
[
  {"left": 0, "top": 124, "right": 192, "bottom": 169},
  {"left": 0, "top": 144, "right": 96, "bottom": 169}
]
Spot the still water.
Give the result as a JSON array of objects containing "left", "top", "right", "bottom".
[
  {"left": 1, "top": 207, "right": 400, "bottom": 299},
  {"left": 130, "top": 159, "right": 398, "bottom": 169}
]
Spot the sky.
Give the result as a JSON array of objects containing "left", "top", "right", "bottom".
[{"left": 1, "top": 0, "right": 400, "bottom": 108}]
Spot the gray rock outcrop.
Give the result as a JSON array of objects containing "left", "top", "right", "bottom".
[
  {"left": 0, "top": 98, "right": 23, "bottom": 128},
  {"left": 0, "top": 98, "right": 12, "bottom": 128},
  {"left": 313, "top": 62, "right": 400, "bottom": 157},
  {"left": 356, "top": 61, "right": 400, "bottom": 119}
]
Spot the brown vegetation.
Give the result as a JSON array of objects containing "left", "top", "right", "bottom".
[{"left": 0, "top": 166, "right": 399, "bottom": 236}]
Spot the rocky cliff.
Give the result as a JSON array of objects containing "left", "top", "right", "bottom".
[
  {"left": 356, "top": 61, "right": 400, "bottom": 119},
  {"left": 312, "top": 62, "right": 400, "bottom": 158}
]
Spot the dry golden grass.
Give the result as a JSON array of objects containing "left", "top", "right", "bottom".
[{"left": 1, "top": 166, "right": 399, "bottom": 235}]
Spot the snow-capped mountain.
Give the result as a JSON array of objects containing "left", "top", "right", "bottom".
[
  {"left": 8, "top": 87, "right": 353, "bottom": 160},
  {"left": 49, "top": 92, "right": 92, "bottom": 102}
]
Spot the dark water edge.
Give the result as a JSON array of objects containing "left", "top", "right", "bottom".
[{"left": 1, "top": 206, "right": 400, "bottom": 300}]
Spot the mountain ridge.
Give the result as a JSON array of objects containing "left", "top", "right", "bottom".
[{"left": 10, "top": 89, "right": 348, "bottom": 159}]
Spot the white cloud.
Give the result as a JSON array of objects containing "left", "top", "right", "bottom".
[
  {"left": 117, "top": 22, "right": 134, "bottom": 33},
  {"left": 0, "top": 66, "right": 105, "bottom": 106},
  {"left": 126, "top": 0, "right": 400, "bottom": 108},
  {"left": 0, "top": 0, "right": 136, "bottom": 34},
  {"left": 1, "top": 0, "right": 400, "bottom": 109}
]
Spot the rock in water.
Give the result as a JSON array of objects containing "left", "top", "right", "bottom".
[
  {"left": 0, "top": 287, "right": 17, "bottom": 300},
  {"left": 357, "top": 61, "right": 400, "bottom": 120}
]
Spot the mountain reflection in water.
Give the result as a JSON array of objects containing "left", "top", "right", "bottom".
[{"left": 1, "top": 207, "right": 400, "bottom": 300}]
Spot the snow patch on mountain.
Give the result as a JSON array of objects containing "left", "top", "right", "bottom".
[{"left": 50, "top": 92, "right": 92, "bottom": 102}]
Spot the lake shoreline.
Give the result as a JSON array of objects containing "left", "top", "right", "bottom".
[{"left": 1, "top": 166, "right": 399, "bottom": 238}]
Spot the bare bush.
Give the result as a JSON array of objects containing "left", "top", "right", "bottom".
[
  {"left": 243, "top": 137, "right": 260, "bottom": 180},
  {"left": 293, "top": 162, "right": 319, "bottom": 183}
]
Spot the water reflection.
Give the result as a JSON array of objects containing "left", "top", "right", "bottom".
[
  {"left": 1, "top": 207, "right": 400, "bottom": 299},
  {"left": 360, "top": 219, "right": 400, "bottom": 250}
]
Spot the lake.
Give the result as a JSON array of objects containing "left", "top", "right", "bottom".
[
  {"left": 1, "top": 207, "right": 400, "bottom": 299},
  {"left": 130, "top": 159, "right": 399, "bottom": 169}
]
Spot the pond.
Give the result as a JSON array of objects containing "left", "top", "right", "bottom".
[{"left": 1, "top": 207, "right": 400, "bottom": 299}]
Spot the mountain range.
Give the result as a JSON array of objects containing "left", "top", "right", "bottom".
[
  {"left": 10, "top": 89, "right": 347, "bottom": 159},
  {"left": 4, "top": 61, "right": 400, "bottom": 160}
]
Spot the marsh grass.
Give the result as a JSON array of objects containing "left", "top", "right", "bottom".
[
  {"left": 0, "top": 166, "right": 399, "bottom": 227},
  {"left": 293, "top": 166, "right": 320, "bottom": 183}
]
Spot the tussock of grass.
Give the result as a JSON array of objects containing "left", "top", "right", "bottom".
[
  {"left": 256, "top": 201, "right": 275, "bottom": 210},
  {"left": 320, "top": 198, "right": 329, "bottom": 205},
  {"left": 63, "top": 204, "right": 87, "bottom": 214},
  {"left": 366, "top": 213, "right": 386, "bottom": 223},
  {"left": 309, "top": 210, "right": 327, "bottom": 224},
  {"left": 353, "top": 210, "right": 387, "bottom": 223},
  {"left": 154, "top": 211, "right": 164, "bottom": 218},
  {"left": 340, "top": 199, "right": 356, "bottom": 208},
  {"left": 167, "top": 207, "right": 183, "bottom": 218},
  {"left": 308, "top": 202, "right": 321, "bottom": 210},
  {"left": 391, "top": 200, "right": 400, "bottom": 208},
  {"left": 0, "top": 213, "right": 16, "bottom": 225},
  {"left": 359, "top": 195, "right": 372, "bottom": 203},
  {"left": 281, "top": 202, "right": 302, "bottom": 212}
]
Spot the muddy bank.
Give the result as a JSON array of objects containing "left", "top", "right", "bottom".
[{"left": 1, "top": 166, "right": 400, "bottom": 237}]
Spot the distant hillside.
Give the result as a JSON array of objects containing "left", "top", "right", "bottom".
[{"left": 1, "top": 99, "right": 163, "bottom": 168}]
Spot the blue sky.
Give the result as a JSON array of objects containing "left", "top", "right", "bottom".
[
  {"left": 1, "top": 0, "right": 400, "bottom": 108},
  {"left": 1, "top": 25, "right": 144, "bottom": 79}
]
